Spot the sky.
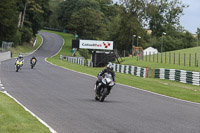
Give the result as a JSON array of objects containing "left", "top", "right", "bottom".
[
  {"left": 180, "top": 0, "right": 200, "bottom": 34},
  {"left": 113, "top": 0, "right": 200, "bottom": 34}
]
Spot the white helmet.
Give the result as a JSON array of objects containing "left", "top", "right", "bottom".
[
  {"left": 107, "top": 63, "right": 113, "bottom": 71},
  {"left": 18, "top": 54, "right": 23, "bottom": 59}
]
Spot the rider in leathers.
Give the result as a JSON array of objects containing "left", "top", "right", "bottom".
[
  {"left": 95, "top": 64, "right": 115, "bottom": 95},
  {"left": 30, "top": 56, "right": 37, "bottom": 65},
  {"left": 15, "top": 54, "right": 24, "bottom": 67}
]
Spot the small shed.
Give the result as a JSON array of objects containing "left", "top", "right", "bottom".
[{"left": 143, "top": 47, "right": 158, "bottom": 55}]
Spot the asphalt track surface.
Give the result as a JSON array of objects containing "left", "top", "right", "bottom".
[{"left": 1, "top": 32, "right": 200, "bottom": 133}]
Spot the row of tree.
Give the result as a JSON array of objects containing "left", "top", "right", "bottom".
[
  {"left": 46, "top": 0, "right": 196, "bottom": 53},
  {"left": 0, "top": 0, "right": 197, "bottom": 53},
  {"left": 0, "top": 0, "right": 50, "bottom": 47}
]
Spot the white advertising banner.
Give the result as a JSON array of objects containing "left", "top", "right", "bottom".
[{"left": 79, "top": 40, "right": 113, "bottom": 50}]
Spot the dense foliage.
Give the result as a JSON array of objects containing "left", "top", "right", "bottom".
[
  {"left": 1, "top": 0, "right": 197, "bottom": 52},
  {"left": 0, "top": 0, "right": 18, "bottom": 45},
  {"left": 47, "top": 0, "right": 196, "bottom": 53},
  {"left": 0, "top": 0, "right": 50, "bottom": 47}
]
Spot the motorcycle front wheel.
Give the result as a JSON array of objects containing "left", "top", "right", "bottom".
[
  {"left": 16, "top": 65, "right": 19, "bottom": 72},
  {"left": 99, "top": 87, "right": 108, "bottom": 102}
]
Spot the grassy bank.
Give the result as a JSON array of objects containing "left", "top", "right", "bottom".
[
  {"left": 121, "top": 47, "right": 200, "bottom": 72},
  {"left": 0, "top": 93, "right": 49, "bottom": 133},
  {"left": 44, "top": 30, "right": 200, "bottom": 103},
  {"left": 11, "top": 34, "right": 42, "bottom": 57},
  {"left": 0, "top": 34, "right": 49, "bottom": 132}
]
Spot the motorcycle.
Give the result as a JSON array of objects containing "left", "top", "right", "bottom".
[
  {"left": 30, "top": 58, "right": 36, "bottom": 69},
  {"left": 15, "top": 60, "right": 23, "bottom": 72},
  {"left": 94, "top": 73, "right": 115, "bottom": 102}
]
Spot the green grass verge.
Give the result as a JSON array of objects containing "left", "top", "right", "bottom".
[
  {"left": 122, "top": 47, "right": 200, "bottom": 72},
  {"left": 11, "top": 34, "right": 42, "bottom": 57},
  {"left": 44, "top": 30, "right": 200, "bottom": 103},
  {"left": 0, "top": 93, "right": 49, "bottom": 132}
]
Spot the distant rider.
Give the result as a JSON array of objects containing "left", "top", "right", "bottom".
[
  {"left": 95, "top": 63, "right": 116, "bottom": 95},
  {"left": 30, "top": 56, "right": 37, "bottom": 65}
]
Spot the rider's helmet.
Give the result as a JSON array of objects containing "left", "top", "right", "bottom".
[{"left": 107, "top": 63, "right": 114, "bottom": 72}]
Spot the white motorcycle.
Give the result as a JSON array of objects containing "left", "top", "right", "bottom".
[{"left": 94, "top": 73, "right": 115, "bottom": 102}]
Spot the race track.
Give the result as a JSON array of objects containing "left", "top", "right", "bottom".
[{"left": 1, "top": 31, "right": 200, "bottom": 133}]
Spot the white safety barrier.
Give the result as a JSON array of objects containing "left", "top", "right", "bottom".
[{"left": 0, "top": 51, "right": 11, "bottom": 62}]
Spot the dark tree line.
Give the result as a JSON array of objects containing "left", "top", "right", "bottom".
[
  {"left": 1, "top": 0, "right": 196, "bottom": 52},
  {"left": 0, "top": 0, "right": 50, "bottom": 47},
  {"left": 47, "top": 0, "right": 196, "bottom": 53}
]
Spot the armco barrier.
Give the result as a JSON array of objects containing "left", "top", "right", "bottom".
[
  {"left": 0, "top": 51, "right": 11, "bottom": 62},
  {"left": 155, "top": 68, "right": 200, "bottom": 86},
  {"left": 60, "top": 55, "right": 93, "bottom": 67}
]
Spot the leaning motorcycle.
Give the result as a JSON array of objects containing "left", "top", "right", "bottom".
[
  {"left": 94, "top": 74, "right": 115, "bottom": 102},
  {"left": 30, "top": 58, "right": 36, "bottom": 69},
  {"left": 16, "top": 60, "right": 23, "bottom": 72}
]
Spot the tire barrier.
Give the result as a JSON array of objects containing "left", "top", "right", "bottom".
[
  {"left": 112, "top": 64, "right": 148, "bottom": 78},
  {"left": 155, "top": 68, "right": 200, "bottom": 86}
]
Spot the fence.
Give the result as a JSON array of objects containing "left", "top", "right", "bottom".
[
  {"left": 1, "top": 41, "right": 13, "bottom": 52},
  {"left": 155, "top": 68, "right": 200, "bottom": 86},
  {"left": 136, "top": 52, "right": 199, "bottom": 67},
  {"left": 60, "top": 55, "right": 93, "bottom": 67}
]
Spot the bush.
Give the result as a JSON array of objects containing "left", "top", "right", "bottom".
[
  {"left": 78, "top": 49, "right": 90, "bottom": 59},
  {"left": 21, "top": 27, "right": 33, "bottom": 43}
]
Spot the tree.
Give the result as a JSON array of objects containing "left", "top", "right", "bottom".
[
  {"left": 0, "top": 0, "right": 18, "bottom": 44},
  {"left": 56, "top": 0, "right": 78, "bottom": 28},
  {"left": 110, "top": 0, "right": 147, "bottom": 51},
  {"left": 25, "top": 0, "right": 50, "bottom": 35},
  {"left": 68, "top": 8, "right": 107, "bottom": 40},
  {"left": 146, "top": 0, "right": 188, "bottom": 37}
]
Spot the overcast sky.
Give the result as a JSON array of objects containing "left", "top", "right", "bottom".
[
  {"left": 180, "top": 0, "right": 200, "bottom": 34},
  {"left": 113, "top": 0, "right": 200, "bottom": 34}
]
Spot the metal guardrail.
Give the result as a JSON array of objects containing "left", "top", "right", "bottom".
[{"left": 60, "top": 55, "right": 93, "bottom": 67}]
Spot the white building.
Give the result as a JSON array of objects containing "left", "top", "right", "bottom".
[{"left": 143, "top": 47, "right": 158, "bottom": 55}]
